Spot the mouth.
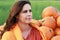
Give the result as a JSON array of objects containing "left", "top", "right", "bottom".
[{"left": 26, "top": 18, "right": 32, "bottom": 20}]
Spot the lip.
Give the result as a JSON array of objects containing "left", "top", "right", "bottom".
[{"left": 26, "top": 18, "right": 32, "bottom": 20}]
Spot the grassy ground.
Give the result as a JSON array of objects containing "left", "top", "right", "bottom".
[{"left": 0, "top": 0, "right": 60, "bottom": 25}]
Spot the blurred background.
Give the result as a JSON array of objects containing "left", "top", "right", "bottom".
[{"left": 0, "top": 0, "right": 60, "bottom": 25}]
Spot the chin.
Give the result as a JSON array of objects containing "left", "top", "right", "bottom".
[{"left": 25, "top": 19, "right": 32, "bottom": 24}]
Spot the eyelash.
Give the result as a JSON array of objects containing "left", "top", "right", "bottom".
[
  {"left": 29, "top": 10, "right": 32, "bottom": 12},
  {"left": 23, "top": 10, "right": 32, "bottom": 13}
]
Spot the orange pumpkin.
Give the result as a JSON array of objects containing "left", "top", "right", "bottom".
[
  {"left": 51, "top": 35, "right": 60, "bottom": 40},
  {"left": 42, "top": 6, "right": 59, "bottom": 20},
  {"left": 38, "top": 20, "right": 42, "bottom": 26},
  {"left": 57, "top": 16, "right": 60, "bottom": 27},
  {"left": 55, "top": 28, "right": 60, "bottom": 35},
  {"left": 39, "top": 26, "right": 54, "bottom": 40},
  {"left": 42, "top": 16, "right": 56, "bottom": 29},
  {"left": 31, "top": 19, "right": 42, "bottom": 26}
]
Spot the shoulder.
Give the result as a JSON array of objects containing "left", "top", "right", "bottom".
[
  {"left": 1, "top": 31, "right": 15, "bottom": 40},
  {"left": 2, "top": 31, "right": 12, "bottom": 36}
]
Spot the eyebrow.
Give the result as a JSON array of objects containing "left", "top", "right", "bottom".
[{"left": 23, "top": 9, "right": 32, "bottom": 11}]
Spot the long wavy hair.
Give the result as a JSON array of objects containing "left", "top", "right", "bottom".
[{"left": 1, "top": 0, "right": 31, "bottom": 38}]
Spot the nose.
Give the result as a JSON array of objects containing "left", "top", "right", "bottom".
[{"left": 27, "top": 11, "right": 32, "bottom": 16}]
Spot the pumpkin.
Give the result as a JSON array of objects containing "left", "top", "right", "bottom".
[
  {"left": 38, "top": 20, "right": 42, "bottom": 26},
  {"left": 57, "top": 16, "right": 60, "bottom": 27},
  {"left": 42, "top": 6, "right": 59, "bottom": 20},
  {"left": 39, "top": 26, "right": 54, "bottom": 40},
  {"left": 55, "top": 28, "right": 60, "bottom": 35},
  {"left": 31, "top": 19, "right": 42, "bottom": 26},
  {"left": 51, "top": 35, "right": 60, "bottom": 40},
  {"left": 42, "top": 16, "right": 56, "bottom": 29}
]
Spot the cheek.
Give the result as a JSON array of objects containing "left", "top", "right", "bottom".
[
  {"left": 19, "top": 14, "right": 26, "bottom": 22},
  {"left": 18, "top": 13, "right": 32, "bottom": 23}
]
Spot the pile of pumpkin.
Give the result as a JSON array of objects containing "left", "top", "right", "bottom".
[
  {"left": 31, "top": 6, "right": 60, "bottom": 40},
  {"left": 0, "top": 6, "right": 60, "bottom": 40}
]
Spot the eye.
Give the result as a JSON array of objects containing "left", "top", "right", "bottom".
[
  {"left": 29, "top": 9, "right": 32, "bottom": 12},
  {"left": 23, "top": 10, "right": 27, "bottom": 13}
]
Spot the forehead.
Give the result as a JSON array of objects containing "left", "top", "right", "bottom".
[{"left": 22, "top": 4, "right": 31, "bottom": 11}]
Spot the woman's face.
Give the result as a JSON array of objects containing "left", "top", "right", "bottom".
[{"left": 17, "top": 4, "right": 32, "bottom": 24}]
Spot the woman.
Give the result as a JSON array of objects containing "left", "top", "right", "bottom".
[{"left": 1, "top": 0, "right": 42, "bottom": 40}]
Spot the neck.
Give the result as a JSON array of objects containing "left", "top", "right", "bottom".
[{"left": 18, "top": 22, "right": 31, "bottom": 32}]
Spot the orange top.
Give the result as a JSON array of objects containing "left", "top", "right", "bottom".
[{"left": 1, "top": 23, "right": 42, "bottom": 40}]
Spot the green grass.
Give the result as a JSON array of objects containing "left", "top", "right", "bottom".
[
  {"left": 31, "top": 0, "right": 60, "bottom": 1},
  {"left": 0, "top": 1, "right": 60, "bottom": 25},
  {"left": 0, "top": 1, "right": 15, "bottom": 25}
]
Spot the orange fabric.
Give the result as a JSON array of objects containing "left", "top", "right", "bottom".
[
  {"left": 1, "top": 23, "right": 42, "bottom": 40},
  {"left": 26, "top": 27, "right": 42, "bottom": 40}
]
